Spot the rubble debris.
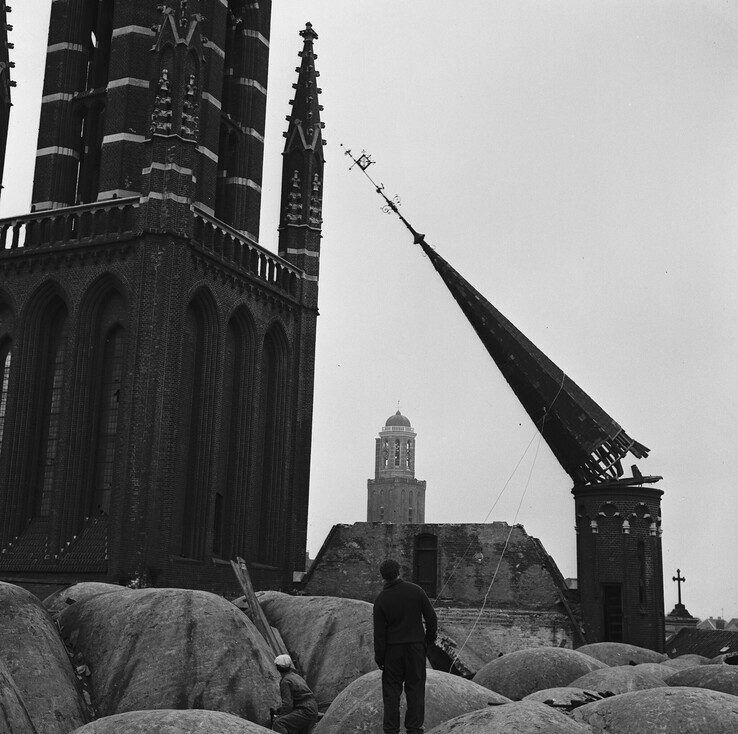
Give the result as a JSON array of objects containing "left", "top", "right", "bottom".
[
  {"left": 523, "top": 686, "right": 605, "bottom": 713},
  {"left": 432, "top": 606, "right": 577, "bottom": 678},
  {"left": 573, "top": 686, "right": 738, "bottom": 733},
  {"left": 58, "top": 587, "right": 280, "bottom": 726},
  {"left": 425, "top": 700, "right": 592, "bottom": 733},
  {"left": 67, "top": 708, "right": 273, "bottom": 733},
  {"left": 257, "top": 591, "right": 376, "bottom": 709},
  {"left": 575, "top": 641, "right": 667, "bottom": 667},
  {"left": 666, "top": 665, "right": 738, "bottom": 696},
  {"left": 314, "top": 669, "right": 510, "bottom": 734},
  {"left": 568, "top": 665, "right": 666, "bottom": 695},
  {"left": 472, "top": 647, "right": 606, "bottom": 700},
  {"left": 0, "top": 581, "right": 87, "bottom": 733}
]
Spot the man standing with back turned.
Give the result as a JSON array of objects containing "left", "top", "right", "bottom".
[{"left": 373, "top": 558, "right": 438, "bottom": 734}]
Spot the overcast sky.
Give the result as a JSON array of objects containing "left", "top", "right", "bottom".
[{"left": 3, "top": 1, "right": 736, "bottom": 620}]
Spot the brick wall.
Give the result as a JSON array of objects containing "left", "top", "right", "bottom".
[
  {"left": 303, "top": 522, "right": 571, "bottom": 610},
  {"left": 573, "top": 483, "right": 665, "bottom": 651}
]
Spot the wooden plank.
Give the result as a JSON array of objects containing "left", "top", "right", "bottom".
[{"left": 231, "top": 557, "right": 287, "bottom": 657}]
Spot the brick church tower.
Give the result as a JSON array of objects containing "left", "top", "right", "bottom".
[
  {"left": 0, "top": 1, "right": 326, "bottom": 596},
  {"left": 367, "top": 410, "right": 426, "bottom": 523},
  {"left": 573, "top": 478, "right": 665, "bottom": 651}
]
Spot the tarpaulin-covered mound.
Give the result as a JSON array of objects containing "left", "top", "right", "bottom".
[
  {"left": 425, "top": 700, "right": 592, "bottom": 733},
  {"left": 666, "top": 665, "right": 738, "bottom": 696},
  {"left": 314, "top": 669, "right": 509, "bottom": 734},
  {"left": 67, "top": 709, "right": 272, "bottom": 733},
  {"left": 472, "top": 647, "right": 606, "bottom": 700},
  {"left": 663, "top": 654, "right": 711, "bottom": 670},
  {"left": 0, "top": 581, "right": 87, "bottom": 733},
  {"left": 258, "top": 591, "right": 376, "bottom": 708},
  {"left": 575, "top": 642, "right": 666, "bottom": 667},
  {"left": 58, "top": 587, "right": 280, "bottom": 726},
  {"left": 573, "top": 687, "right": 738, "bottom": 733},
  {"left": 43, "top": 582, "right": 124, "bottom": 619},
  {"left": 568, "top": 665, "right": 666, "bottom": 696},
  {"left": 0, "top": 661, "right": 38, "bottom": 733}
]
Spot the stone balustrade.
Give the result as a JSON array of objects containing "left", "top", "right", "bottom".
[
  {"left": 0, "top": 197, "right": 140, "bottom": 252},
  {"left": 0, "top": 199, "right": 303, "bottom": 301},
  {"left": 192, "top": 206, "right": 301, "bottom": 300}
]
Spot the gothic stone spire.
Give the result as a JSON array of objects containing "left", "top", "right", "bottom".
[
  {"left": 284, "top": 21, "right": 325, "bottom": 154},
  {"left": 279, "top": 22, "right": 326, "bottom": 305}
]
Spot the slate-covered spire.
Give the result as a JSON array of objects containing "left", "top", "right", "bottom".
[
  {"left": 279, "top": 22, "right": 326, "bottom": 306},
  {"left": 419, "top": 242, "right": 649, "bottom": 486}
]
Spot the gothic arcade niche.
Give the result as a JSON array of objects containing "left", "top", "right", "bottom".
[{"left": 0, "top": 2, "right": 325, "bottom": 596}]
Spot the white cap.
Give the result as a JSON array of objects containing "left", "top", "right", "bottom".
[{"left": 274, "top": 654, "right": 293, "bottom": 669}]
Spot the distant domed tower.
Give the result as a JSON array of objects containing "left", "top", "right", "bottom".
[{"left": 367, "top": 411, "right": 426, "bottom": 523}]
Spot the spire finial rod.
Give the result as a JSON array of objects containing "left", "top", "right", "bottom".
[{"left": 341, "top": 144, "right": 427, "bottom": 247}]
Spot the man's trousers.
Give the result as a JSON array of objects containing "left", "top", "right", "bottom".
[
  {"left": 272, "top": 700, "right": 319, "bottom": 733},
  {"left": 381, "top": 642, "right": 427, "bottom": 734}
]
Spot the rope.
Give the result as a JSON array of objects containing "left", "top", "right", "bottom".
[
  {"left": 431, "top": 427, "right": 538, "bottom": 606},
  {"left": 432, "top": 372, "right": 566, "bottom": 607},
  {"left": 447, "top": 430, "right": 544, "bottom": 673}
]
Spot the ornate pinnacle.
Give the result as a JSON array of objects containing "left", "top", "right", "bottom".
[
  {"left": 300, "top": 21, "right": 318, "bottom": 42},
  {"left": 284, "top": 21, "right": 325, "bottom": 151}
]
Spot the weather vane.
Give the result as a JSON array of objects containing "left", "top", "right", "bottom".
[{"left": 341, "top": 144, "right": 427, "bottom": 247}]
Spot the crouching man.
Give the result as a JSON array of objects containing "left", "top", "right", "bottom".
[{"left": 270, "top": 654, "right": 319, "bottom": 733}]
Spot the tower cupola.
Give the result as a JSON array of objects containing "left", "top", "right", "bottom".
[{"left": 367, "top": 409, "right": 426, "bottom": 523}]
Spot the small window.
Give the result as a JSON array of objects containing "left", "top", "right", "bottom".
[{"left": 0, "top": 343, "right": 11, "bottom": 449}]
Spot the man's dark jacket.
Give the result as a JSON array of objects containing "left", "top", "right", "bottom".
[{"left": 373, "top": 578, "right": 438, "bottom": 665}]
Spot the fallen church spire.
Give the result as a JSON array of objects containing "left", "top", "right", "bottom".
[{"left": 343, "top": 146, "right": 649, "bottom": 485}]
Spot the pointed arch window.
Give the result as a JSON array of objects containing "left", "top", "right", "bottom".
[
  {"left": 258, "top": 329, "right": 288, "bottom": 563},
  {"left": 0, "top": 339, "right": 11, "bottom": 450},
  {"left": 90, "top": 324, "right": 125, "bottom": 515},
  {"left": 36, "top": 305, "right": 68, "bottom": 518},
  {"left": 394, "top": 439, "right": 400, "bottom": 467},
  {"left": 180, "top": 299, "right": 213, "bottom": 559},
  {"left": 215, "top": 315, "right": 252, "bottom": 558}
]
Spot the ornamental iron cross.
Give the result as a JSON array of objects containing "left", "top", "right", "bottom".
[{"left": 672, "top": 568, "right": 686, "bottom": 605}]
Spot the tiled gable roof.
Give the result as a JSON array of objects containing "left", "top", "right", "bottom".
[
  {"left": 0, "top": 515, "right": 108, "bottom": 573},
  {"left": 666, "top": 628, "right": 738, "bottom": 659}
]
